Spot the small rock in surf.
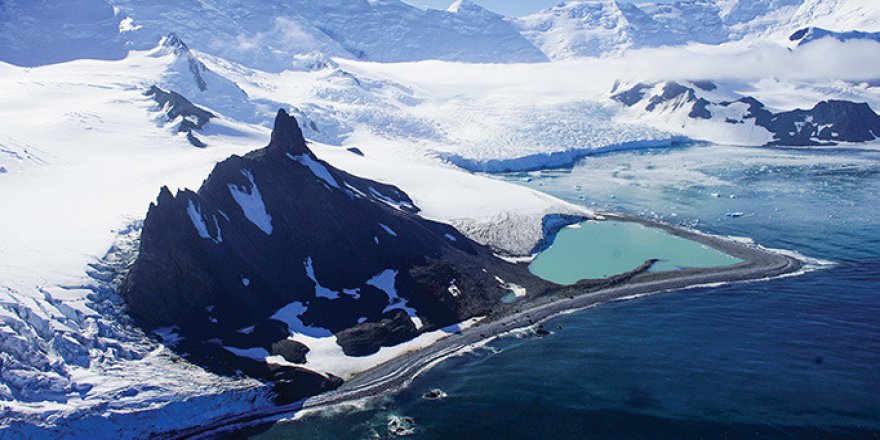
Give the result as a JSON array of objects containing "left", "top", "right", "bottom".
[
  {"left": 422, "top": 389, "right": 448, "bottom": 400},
  {"left": 388, "top": 415, "right": 416, "bottom": 436}
]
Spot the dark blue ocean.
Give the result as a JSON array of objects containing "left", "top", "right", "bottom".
[{"left": 253, "top": 144, "right": 880, "bottom": 439}]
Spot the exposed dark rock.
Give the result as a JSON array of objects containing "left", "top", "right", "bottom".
[
  {"left": 789, "top": 27, "right": 880, "bottom": 47},
  {"left": 614, "top": 81, "right": 880, "bottom": 147},
  {"left": 422, "top": 389, "right": 447, "bottom": 400},
  {"left": 145, "top": 85, "right": 214, "bottom": 147},
  {"left": 270, "top": 367, "right": 343, "bottom": 405},
  {"left": 186, "top": 132, "right": 207, "bottom": 149},
  {"left": 123, "top": 109, "right": 555, "bottom": 400},
  {"left": 691, "top": 80, "right": 717, "bottom": 91},
  {"left": 535, "top": 325, "right": 551, "bottom": 337},
  {"left": 767, "top": 100, "right": 880, "bottom": 146},
  {"left": 611, "top": 83, "right": 652, "bottom": 107},
  {"left": 689, "top": 98, "right": 712, "bottom": 119},
  {"left": 271, "top": 339, "right": 310, "bottom": 364},
  {"left": 645, "top": 82, "right": 696, "bottom": 112},
  {"left": 335, "top": 310, "right": 419, "bottom": 357}
]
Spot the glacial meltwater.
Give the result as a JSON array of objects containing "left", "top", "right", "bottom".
[
  {"left": 252, "top": 144, "right": 880, "bottom": 439},
  {"left": 528, "top": 220, "right": 741, "bottom": 284}
]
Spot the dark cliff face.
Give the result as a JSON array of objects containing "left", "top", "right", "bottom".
[
  {"left": 123, "top": 110, "right": 550, "bottom": 397},
  {"left": 613, "top": 81, "right": 880, "bottom": 147}
]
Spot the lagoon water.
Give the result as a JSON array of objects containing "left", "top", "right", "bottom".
[
  {"left": 253, "top": 145, "right": 880, "bottom": 439},
  {"left": 529, "top": 220, "right": 741, "bottom": 284}
]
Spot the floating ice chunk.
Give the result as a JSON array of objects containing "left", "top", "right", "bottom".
[
  {"left": 227, "top": 169, "right": 272, "bottom": 235},
  {"left": 241, "top": 277, "right": 251, "bottom": 286},
  {"left": 445, "top": 233, "right": 457, "bottom": 241},
  {"left": 304, "top": 257, "right": 340, "bottom": 299},
  {"left": 379, "top": 223, "right": 398, "bottom": 237},
  {"left": 288, "top": 153, "right": 339, "bottom": 189},
  {"left": 237, "top": 325, "right": 255, "bottom": 335}
]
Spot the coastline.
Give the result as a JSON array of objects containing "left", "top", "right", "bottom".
[{"left": 159, "top": 213, "right": 805, "bottom": 439}]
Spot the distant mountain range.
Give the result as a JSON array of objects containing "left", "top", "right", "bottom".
[{"left": 3, "top": 0, "right": 879, "bottom": 68}]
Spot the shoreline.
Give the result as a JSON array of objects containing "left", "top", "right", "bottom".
[{"left": 161, "top": 213, "right": 805, "bottom": 439}]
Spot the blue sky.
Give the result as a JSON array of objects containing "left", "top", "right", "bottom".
[{"left": 404, "top": 0, "right": 671, "bottom": 17}]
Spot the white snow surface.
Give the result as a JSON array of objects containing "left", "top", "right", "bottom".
[
  {"left": 289, "top": 153, "right": 340, "bottom": 189},
  {"left": 227, "top": 169, "right": 273, "bottom": 235}
]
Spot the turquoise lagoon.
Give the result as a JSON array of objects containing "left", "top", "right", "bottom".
[{"left": 529, "top": 220, "right": 742, "bottom": 284}]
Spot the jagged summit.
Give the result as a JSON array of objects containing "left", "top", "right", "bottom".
[
  {"left": 123, "top": 110, "right": 552, "bottom": 400},
  {"left": 268, "top": 109, "right": 309, "bottom": 155},
  {"left": 159, "top": 32, "right": 190, "bottom": 56}
]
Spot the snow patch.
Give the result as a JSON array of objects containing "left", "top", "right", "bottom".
[
  {"left": 223, "top": 346, "right": 269, "bottom": 362},
  {"left": 304, "top": 257, "right": 340, "bottom": 300},
  {"left": 379, "top": 223, "right": 398, "bottom": 237},
  {"left": 288, "top": 153, "right": 339, "bottom": 189},
  {"left": 227, "top": 169, "right": 273, "bottom": 235}
]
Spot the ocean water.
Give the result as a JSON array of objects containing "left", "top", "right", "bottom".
[
  {"left": 529, "top": 220, "right": 741, "bottom": 283},
  {"left": 252, "top": 144, "right": 880, "bottom": 439}
]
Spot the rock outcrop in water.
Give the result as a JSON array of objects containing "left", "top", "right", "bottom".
[
  {"left": 123, "top": 109, "right": 551, "bottom": 401},
  {"left": 612, "top": 81, "right": 880, "bottom": 147}
]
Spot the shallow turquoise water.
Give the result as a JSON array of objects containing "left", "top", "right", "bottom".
[{"left": 529, "top": 220, "right": 741, "bottom": 284}]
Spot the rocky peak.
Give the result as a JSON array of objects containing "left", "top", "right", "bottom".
[
  {"left": 123, "top": 110, "right": 552, "bottom": 399},
  {"left": 268, "top": 109, "right": 309, "bottom": 156},
  {"left": 159, "top": 32, "right": 190, "bottom": 56}
]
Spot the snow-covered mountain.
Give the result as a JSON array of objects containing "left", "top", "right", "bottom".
[
  {"left": 515, "top": 0, "right": 880, "bottom": 60},
  {"left": 108, "top": 0, "right": 547, "bottom": 70}
]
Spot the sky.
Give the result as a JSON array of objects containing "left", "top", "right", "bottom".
[{"left": 404, "top": 0, "right": 672, "bottom": 17}]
